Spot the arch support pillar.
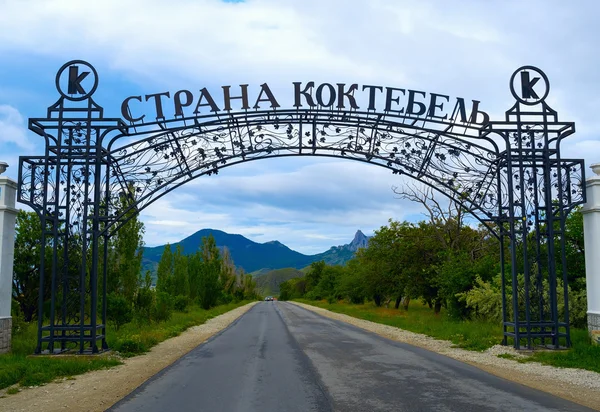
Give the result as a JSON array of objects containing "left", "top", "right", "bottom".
[
  {"left": 0, "top": 162, "right": 17, "bottom": 354},
  {"left": 583, "top": 163, "right": 600, "bottom": 344}
]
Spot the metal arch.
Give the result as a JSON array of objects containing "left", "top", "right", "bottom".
[
  {"left": 102, "top": 112, "right": 502, "bottom": 236},
  {"left": 16, "top": 61, "right": 586, "bottom": 354}
]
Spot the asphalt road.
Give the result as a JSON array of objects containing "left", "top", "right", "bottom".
[{"left": 110, "top": 302, "right": 594, "bottom": 412}]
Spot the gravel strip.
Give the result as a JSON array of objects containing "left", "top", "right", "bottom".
[
  {"left": 0, "top": 302, "right": 259, "bottom": 412},
  {"left": 290, "top": 301, "right": 600, "bottom": 411}
]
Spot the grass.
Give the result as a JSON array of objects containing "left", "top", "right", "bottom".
[
  {"left": 525, "top": 329, "right": 600, "bottom": 374},
  {"left": 295, "top": 299, "right": 600, "bottom": 374},
  {"left": 497, "top": 353, "right": 519, "bottom": 360},
  {"left": 0, "top": 300, "right": 253, "bottom": 390},
  {"left": 107, "top": 301, "right": 252, "bottom": 357},
  {"left": 296, "top": 299, "right": 503, "bottom": 351}
]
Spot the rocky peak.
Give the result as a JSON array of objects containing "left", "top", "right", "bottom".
[{"left": 348, "top": 230, "right": 369, "bottom": 251}]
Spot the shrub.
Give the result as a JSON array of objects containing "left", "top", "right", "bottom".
[
  {"left": 152, "top": 291, "right": 173, "bottom": 323},
  {"left": 107, "top": 293, "right": 133, "bottom": 330},
  {"left": 10, "top": 300, "right": 27, "bottom": 336},
  {"left": 457, "top": 274, "right": 588, "bottom": 327},
  {"left": 173, "top": 295, "right": 189, "bottom": 312},
  {"left": 134, "top": 287, "right": 155, "bottom": 323},
  {"left": 219, "top": 291, "right": 233, "bottom": 305},
  {"left": 569, "top": 287, "right": 588, "bottom": 329},
  {"left": 337, "top": 270, "right": 366, "bottom": 304},
  {"left": 113, "top": 335, "right": 147, "bottom": 355},
  {"left": 305, "top": 289, "right": 322, "bottom": 301},
  {"left": 456, "top": 275, "right": 503, "bottom": 323}
]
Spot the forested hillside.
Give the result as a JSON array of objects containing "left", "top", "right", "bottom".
[
  {"left": 143, "top": 229, "right": 371, "bottom": 278},
  {"left": 254, "top": 268, "right": 304, "bottom": 296}
]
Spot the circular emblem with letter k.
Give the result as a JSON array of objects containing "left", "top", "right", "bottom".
[
  {"left": 55, "top": 60, "right": 99, "bottom": 101},
  {"left": 510, "top": 65, "right": 549, "bottom": 105}
]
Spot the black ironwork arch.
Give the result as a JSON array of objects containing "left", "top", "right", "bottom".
[
  {"left": 17, "top": 61, "right": 585, "bottom": 354},
  {"left": 104, "top": 110, "right": 502, "bottom": 236}
]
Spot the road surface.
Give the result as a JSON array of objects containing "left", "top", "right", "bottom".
[{"left": 110, "top": 302, "right": 594, "bottom": 412}]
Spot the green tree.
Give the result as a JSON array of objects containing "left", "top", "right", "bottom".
[
  {"left": 197, "top": 235, "right": 222, "bottom": 309},
  {"left": 317, "top": 265, "right": 345, "bottom": 302},
  {"left": 562, "top": 207, "right": 585, "bottom": 289},
  {"left": 305, "top": 260, "right": 325, "bottom": 295},
  {"left": 355, "top": 220, "right": 410, "bottom": 307},
  {"left": 12, "top": 211, "right": 51, "bottom": 321},
  {"left": 107, "top": 190, "right": 145, "bottom": 301},
  {"left": 278, "top": 277, "right": 306, "bottom": 301},
  {"left": 188, "top": 249, "right": 201, "bottom": 301},
  {"left": 156, "top": 243, "right": 174, "bottom": 295},
  {"left": 337, "top": 259, "right": 366, "bottom": 304},
  {"left": 152, "top": 291, "right": 173, "bottom": 322},
  {"left": 106, "top": 292, "right": 133, "bottom": 330},
  {"left": 278, "top": 280, "right": 292, "bottom": 301},
  {"left": 220, "top": 247, "right": 237, "bottom": 299},
  {"left": 135, "top": 271, "right": 155, "bottom": 323},
  {"left": 172, "top": 244, "right": 189, "bottom": 297},
  {"left": 240, "top": 271, "right": 258, "bottom": 300}
]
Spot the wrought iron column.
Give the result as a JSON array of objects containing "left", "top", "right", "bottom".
[
  {"left": 484, "top": 66, "right": 585, "bottom": 349},
  {"left": 18, "top": 61, "right": 124, "bottom": 354}
]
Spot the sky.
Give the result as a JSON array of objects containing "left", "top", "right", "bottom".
[{"left": 0, "top": 0, "right": 599, "bottom": 254}]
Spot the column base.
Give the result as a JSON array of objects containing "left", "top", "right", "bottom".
[
  {"left": 0, "top": 316, "right": 11, "bottom": 354},
  {"left": 588, "top": 312, "right": 600, "bottom": 345}
]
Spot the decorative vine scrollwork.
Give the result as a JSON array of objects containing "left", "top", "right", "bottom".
[{"left": 105, "top": 111, "right": 503, "bottom": 234}]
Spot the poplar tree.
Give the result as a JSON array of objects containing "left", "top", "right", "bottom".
[
  {"left": 188, "top": 250, "right": 201, "bottom": 301},
  {"left": 156, "top": 243, "right": 174, "bottom": 294},
  {"left": 172, "top": 244, "right": 189, "bottom": 297},
  {"left": 220, "top": 247, "right": 237, "bottom": 299},
  {"left": 198, "top": 235, "right": 222, "bottom": 309},
  {"left": 108, "top": 191, "right": 145, "bottom": 301}
]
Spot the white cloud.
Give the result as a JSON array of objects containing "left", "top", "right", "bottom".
[
  {"left": 0, "top": 105, "right": 34, "bottom": 151},
  {"left": 1, "top": 0, "right": 600, "bottom": 253},
  {"left": 140, "top": 159, "right": 431, "bottom": 252},
  {"left": 0, "top": 105, "right": 35, "bottom": 180}
]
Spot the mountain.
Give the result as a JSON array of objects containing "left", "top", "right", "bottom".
[
  {"left": 142, "top": 229, "right": 371, "bottom": 280},
  {"left": 313, "top": 230, "right": 370, "bottom": 265},
  {"left": 254, "top": 268, "right": 305, "bottom": 296},
  {"left": 143, "top": 229, "right": 318, "bottom": 274},
  {"left": 349, "top": 230, "right": 370, "bottom": 251}
]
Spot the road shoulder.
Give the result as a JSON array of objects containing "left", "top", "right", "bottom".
[{"left": 0, "top": 302, "right": 259, "bottom": 412}]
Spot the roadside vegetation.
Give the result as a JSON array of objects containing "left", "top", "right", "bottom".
[
  {"left": 3, "top": 192, "right": 260, "bottom": 391},
  {"left": 296, "top": 299, "right": 504, "bottom": 351},
  {"left": 279, "top": 185, "right": 597, "bottom": 373},
  {"left": 2, "top": 300, "right": 251, "bottom": 391}
]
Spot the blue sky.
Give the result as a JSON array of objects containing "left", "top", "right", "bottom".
[{"left": 1, "top": 0, "right": 599, "bottom": 254}]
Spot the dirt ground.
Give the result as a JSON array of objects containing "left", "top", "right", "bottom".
[{"left": 0, "top": 302, "right": 259, "bottom": 412}]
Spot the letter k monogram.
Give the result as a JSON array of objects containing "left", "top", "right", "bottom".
[
  {"left": 68, "top": 65, "right": 90, "bottom": 95},
  {"left": 520, "top": 71, "right": 540, "bottom": 100}
]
